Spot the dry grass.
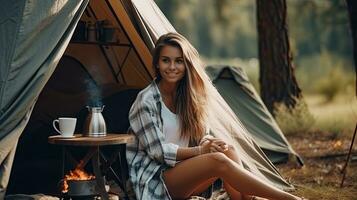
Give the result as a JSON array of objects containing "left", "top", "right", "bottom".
[
  {"left": 291, "top": 185, "right": 357, "bottom": 200},
  {"left": 278, "top": 133, "right": 357, "bottom": 200}
]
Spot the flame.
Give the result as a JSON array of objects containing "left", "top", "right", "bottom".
[{"left": 62, "top": 165, "right": 95, "bottom": 193}]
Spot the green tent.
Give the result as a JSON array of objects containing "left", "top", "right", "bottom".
[{"left": 206, "top": 65, "right": 303, "bottom": 165}]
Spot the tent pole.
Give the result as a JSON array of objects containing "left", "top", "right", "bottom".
[
  {"left": 342, "top": 0, "right": 357, "bottom": 188},
  {"left": 340, "top": 122, "right": 357, "bottom": 187}
]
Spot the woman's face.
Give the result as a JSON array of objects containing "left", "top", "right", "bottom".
[{"left": 158, "top": 45, "right": 186, "bottom": 84}]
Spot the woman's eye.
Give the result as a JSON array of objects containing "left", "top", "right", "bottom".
[
  {"left": 176, "top": 59, "right": 183, "bottom": 64},
  {"left": 161, "top": 58, "right": 169, "bottom": 63}
]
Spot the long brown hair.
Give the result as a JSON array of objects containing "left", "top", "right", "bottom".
[{"left": 153, "top": 32, "right": 209, "bottom": 144}]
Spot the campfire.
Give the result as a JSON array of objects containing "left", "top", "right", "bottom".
[{"left": 62, "top": 165, "right": 95, "bottom": 193}]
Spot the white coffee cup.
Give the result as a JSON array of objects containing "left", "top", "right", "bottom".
[{"left": 52, "top": 117, "right": 77, "bottom": 137}]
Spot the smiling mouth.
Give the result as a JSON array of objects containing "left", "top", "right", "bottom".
[{"left": 165, "top": 72, "right": 179, "bottom": 77}]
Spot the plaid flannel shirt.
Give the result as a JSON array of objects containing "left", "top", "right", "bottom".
[{"left": 126, "top": 80, "right": 179, "bottom": 200}]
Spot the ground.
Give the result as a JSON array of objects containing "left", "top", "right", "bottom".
[{"left": 278, "top": 132, "right": 357, "bottom": 200}]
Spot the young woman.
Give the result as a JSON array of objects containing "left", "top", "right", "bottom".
[{"left": 126, "top": 32, "right": 305, "bottom": 200}]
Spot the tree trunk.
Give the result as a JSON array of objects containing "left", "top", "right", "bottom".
[
  {"left": 256, "top": 0, "right": 302, "bottom": 114},
  {"left": 346, "top": 0, "right": 357, "bottom": 96}
]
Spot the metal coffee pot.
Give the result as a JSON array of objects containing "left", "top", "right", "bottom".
[{"left": 83, "top": 106, "right": 107, "bottom": 137}]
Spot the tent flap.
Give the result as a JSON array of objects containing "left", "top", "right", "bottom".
[{"left": 0, "top": 0, "right": 88, "bottom": 195}]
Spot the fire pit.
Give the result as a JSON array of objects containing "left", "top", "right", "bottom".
[
  {"left": 67, "top": 179, "right": 98, "bottom": 197},
  {"left": 61, "top": 166, "right": 99, "bottom": 199},
  {"left": 61, "top": 166, "right": 111, "bottom": 199},
  {"left": 62, "top": 166, "right": 95, "bottom": 192}
]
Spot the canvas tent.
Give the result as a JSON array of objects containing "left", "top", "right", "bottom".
[
  {"left": 205, "top": 66, "right": 303, "bottom": 165},
  {"left": 0, "top": 0, "right": 299, "bottom": 198}
]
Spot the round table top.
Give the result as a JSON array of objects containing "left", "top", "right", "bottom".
[{"left": 48, "top": 133, "right": 135, "bottom": 146}]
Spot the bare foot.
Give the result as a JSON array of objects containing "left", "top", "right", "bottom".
[
  {"left": 242, "top": 195, "right": 268, "bottom": 200},
  {"left": 251, "top": 196, "right": 306, "bottom": 200},
  {"left": 252, "top": 197, "right": 269, "bottom": 200}
]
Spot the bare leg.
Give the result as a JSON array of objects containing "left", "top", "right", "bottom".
[
  {"left": 190, "top": 146, "right": 242, "bottom": 199},
  {"left": 191, "top": 177, "right": 217, "bottom": 196},
  {"left": 223, "top": 146, "right": 268, "bottom": 200},
  {"left": 222, "top": 146, "right": 244, "bottom": 200},
  {"left": 163, "top": 152, "right": 300, "bottom": 200}
]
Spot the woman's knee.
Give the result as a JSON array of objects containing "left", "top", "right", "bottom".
[
  {"left": 227, "top": 144, "right": 236, "bottom": 153},
  {"left": 207, "top": 152, "right": 231, "bottom": 172},
  {"left": 224, "top": 145, "right": 242, "bottom": 163}
]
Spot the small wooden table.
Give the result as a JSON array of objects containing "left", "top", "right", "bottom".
[{"left": 48, "top": 134, "right": 134, "bottom": 200}]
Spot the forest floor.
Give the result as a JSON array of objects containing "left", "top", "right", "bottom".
[{"left": 278, "top": 131, "right": 357, "bottom": 200}]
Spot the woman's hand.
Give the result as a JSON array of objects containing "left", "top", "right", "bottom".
[
  {"left": 209, "top": 138, "right": 229, "bottom": 153},
  {"left": 200, "top": 137, "right": 228, "bottom": 154}
]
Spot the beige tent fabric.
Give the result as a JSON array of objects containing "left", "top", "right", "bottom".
[
  {"left": 206, "top": 92, "right": 293, "bottom": 190},
  {"left": 131, "top": 0, "right": 176, "bottom": 49}
]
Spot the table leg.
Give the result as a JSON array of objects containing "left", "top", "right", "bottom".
[
  {"left": 117, "top": 147, "right": 129, "bottom": 199},
  {"left": 62, "top": 147, "right": 65, "bottom": 179},
  {"left": 92, "top": 146, "right": 109, "bottom": 200},
  {"left": 78, "top": 148, "right": 97, "bottom": 168},
  {"left": 100, "top": 149, "right": 129, "bottom": 199}
]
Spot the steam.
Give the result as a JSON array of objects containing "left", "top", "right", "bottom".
[{"left": 85, "top": 78, "right": 103, "bottom": 107}]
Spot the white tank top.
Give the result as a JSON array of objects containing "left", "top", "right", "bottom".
[{"left": 161, "top": 101, "right": 189, "bottom": 147}]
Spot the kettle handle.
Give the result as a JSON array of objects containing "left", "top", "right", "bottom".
[{"left": 101, "top": 105, "right": 105, "bottom": 112}]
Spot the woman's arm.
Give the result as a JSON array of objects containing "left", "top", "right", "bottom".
[
  {"left": 176, "top": 146, "right": 201, "bottom": 161},
  {"left": 129, "top": 100, "right": 179, "bottom": 166}
]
